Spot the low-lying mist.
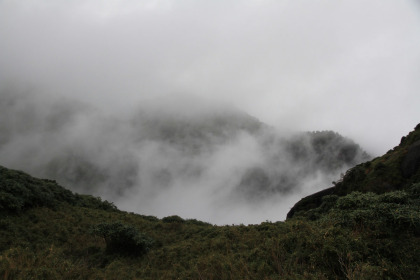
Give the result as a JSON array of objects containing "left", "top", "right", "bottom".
[{"left": 0, "top": 89, "right": 370, "bottom": 224}]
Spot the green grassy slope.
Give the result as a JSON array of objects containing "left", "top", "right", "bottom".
[{"left": 1, "top": 125, "right": 419, "bottom": 279}]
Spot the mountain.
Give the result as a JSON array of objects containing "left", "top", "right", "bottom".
[
  {"left": 235, "top": 130, "right": 370, "bottom": 201},
  {"left": 287, "top": 123, "right": 420, "bottom": 219},
  {"left": 0, "top": 124, "right": 419, "bottom": 279}
]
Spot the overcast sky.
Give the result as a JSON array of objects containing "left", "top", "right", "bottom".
[{"left": 1, "top": 0, "right": 420, "bottom": 155}]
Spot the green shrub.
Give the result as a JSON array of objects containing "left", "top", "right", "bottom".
[
  {"left": 141, "top": 215, "right": 159, "bottom": 222},
  {"left": 325, "top": 191, "right": 420, "bottom": 234},
  {"left": 162, "top": 215, "right": 185, "bottom": 223},
  {"left": 75, "top": 194, "right": 117, "bottom": 211},
  {"left": 379, "top": 191, "right": 409, "bottom": 204},
  {"left": 91, "top": 222, "right": 154, "bottom": 256},
  {"left": 335, "top": 192, "right": 378, "bottom": 210},
  {"left": 0, "top": 191, "right": 24, "bottom": 211},
  {"left": 186, "top": 219, "right": 211, "bottom": 226}
]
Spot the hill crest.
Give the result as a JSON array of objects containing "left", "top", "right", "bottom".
[{"left": 287, "top": 123, "right": 420, "bottom": 219}]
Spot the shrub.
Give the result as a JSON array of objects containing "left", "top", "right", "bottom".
[
  {"left": 379, "top": 191, "right": 409, "bottom": 204},
  {"left": 335, "top": 192, "right": 378, "bottom": 210},
  {"left": 186, "top": 219, "right": 211, "bottom": 226},
  {"left": 162, "top": 215, "right": 185, "bottom": 223},
  {"left": 141, "top": 215, "right": 159, "bottom": 222},
  {"left": 91, "top": 222, "right": 154, "bottom": 256},
  {"left": 75, "top": 194, "right": 117, "bottom": 211},
  {"left": 325, "top": 191, "right": 420, "bottom": 234}
]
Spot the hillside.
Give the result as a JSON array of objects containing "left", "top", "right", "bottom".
[
  {"left": 287, "top": 123, "right": 420, "bottom": 219},
  {"left": 1, "top": 125, "right": 419, "bottom": 279}
]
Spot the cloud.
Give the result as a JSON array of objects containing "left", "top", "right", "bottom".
[
  {"left": 0, "top": 0, "right": 419, "bottom": 223},
  {"left": 1, "top": 0, "right": 419, "bottom": 155},
  {"left": 0, "top": 90, "right": 369, "bottom": 224}
]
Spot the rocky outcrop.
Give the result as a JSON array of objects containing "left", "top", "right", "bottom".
[
  {"left": 401, "top": 140, "right": 420, "bottom": 178},
  {"left": 286, "top": 186, "right": 336, "bottom": 219}
]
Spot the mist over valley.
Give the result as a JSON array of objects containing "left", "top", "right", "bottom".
[{"left": 0, "top": 90, "right": 369, "bottom": 224}]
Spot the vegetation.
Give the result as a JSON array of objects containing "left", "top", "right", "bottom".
[
  {"left": 288, "top": 123, "right": 420, "bottom": 218},
  {"left": 0, "top": 166, "right": 116, "bottom": 213},
  {"left": 0, "top": 124, "right": 419, "bottom": 279},
  {"left": 90, "top": 222, "right": 154, "bottom": 256}
]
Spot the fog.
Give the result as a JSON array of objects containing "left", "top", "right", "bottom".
[
  {"left": 0, "top": 90, "right": 369, "bottom": 224},
  {"left": 1, "top": 0, "right": 419, "bottom": 224}
]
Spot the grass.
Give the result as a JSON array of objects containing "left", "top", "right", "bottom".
[{"left": 1, "top": 184, "right": 419, "bottom": 279}]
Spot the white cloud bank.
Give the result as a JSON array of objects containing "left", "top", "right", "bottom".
[{"left": 1, "top": 1, "right": 419, "bottom": 155}]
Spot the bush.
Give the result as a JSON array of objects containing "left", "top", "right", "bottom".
[
  {"left": 141, "top": 215, "right": 159, "bottom": 222},
  {"left": 335, "top": 192, "right": 378, "bottom": 210},
  {"left": 186, "top": 219, "right": 211, "bottom": 226},
  {"left": 91, "top": 222, "right": 154, "bottom": 256},
  {"left": 379, "top": 191, "right": 409, "bottom": 204},
  {"left": 75, "top": 194, "right": 117, "bottom": 211},
  {"left": 162, "top": 215, "right": 185, "bottom": 223}
]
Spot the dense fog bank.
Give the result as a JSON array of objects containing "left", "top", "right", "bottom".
[{"left": 0, "top": 90, "right": 369, "bottom": 224}]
